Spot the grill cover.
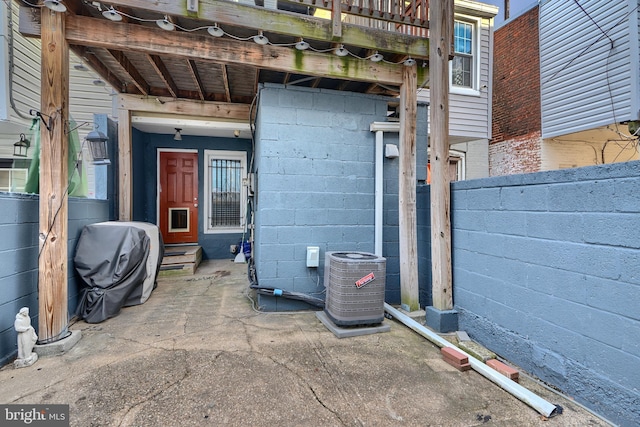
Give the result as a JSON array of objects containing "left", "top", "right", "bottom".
[{"left": 75, "top": 222, "right": 158, "bottom": 323}]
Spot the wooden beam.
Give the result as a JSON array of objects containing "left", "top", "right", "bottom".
[
  {"left": 430, "top": 0, "right": 454, "bottom": 311},
  {"left": 118, "top": 95, "right": 251, "bottom": 120},
  {"left": 220, "top": 64, "right": 231, "bottom": 103},
  {"left": 62, "top": 15, "right": 410, "bottom": 86},
  {"left": 38, "top": 7, "right": 69, "bottom": 343},
  {"left": 93, "top": 0, "right": 429, "bottom": 58},
  {"left": 147, "top": 54, "right": 178, "bottom": 98},
  {"left": 398, "top": 64, "right": 419, "bottom": 312},
  {"left": 106, "top": 49, "right": 150, "bottom": 95},
  {"left": 331, "top": 0, "right": 342, "bottom": 39},
  {"left": 118, "top": 108, "right": 132, "bottom": 221},
  {"left": 187, "top": 60, "right": 206, "bottom": 101}
]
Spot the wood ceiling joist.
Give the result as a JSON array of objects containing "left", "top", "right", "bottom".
[
  {"left": 146, "top": 54, "right": 178, "bottom": 98},
  {"left": 220, "top": 64, "right": 231, "bottom": 103},
  {"left": 71, "top": 46, "right": 125, "bottom": 92},
  {"left": 253, "top": 69, "right": 260, "bottom": 96},
  {"left": 106, "top": 49, "right": 150, "bottom": 95},
  {"left": 336, "top": 80, "right": 350, "bottom": 91},
  {"left": 187, "top": 60, "right": 206, "bottom": 101}
]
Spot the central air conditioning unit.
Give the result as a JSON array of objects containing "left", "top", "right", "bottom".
[{"left": 324, "top": 251, "right": 386, "bottom": 327}]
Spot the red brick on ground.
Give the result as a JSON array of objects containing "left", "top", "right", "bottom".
[
  {"left": 487, "top": 359, "right": 520, "bottom": 383},
  {"left": 441, "top": 347, "right": 471, "bottom": 371}
]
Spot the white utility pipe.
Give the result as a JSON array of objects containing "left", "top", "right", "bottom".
[
  {"left": 370, "top": 122, "right": 400, "bottom": 256},
  {"left": 374, "top": 129, "right": 384, "bottom": 256},
  {"left": 384, "top": 303, "right": 559, "bottom": 418}
]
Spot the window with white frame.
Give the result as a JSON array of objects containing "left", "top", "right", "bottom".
[
  {"left": 204, "top": 150, "right": 247, "bottom": 234},
  {"left": 451, "top": 18, "right": 479, "bottom": 92}
]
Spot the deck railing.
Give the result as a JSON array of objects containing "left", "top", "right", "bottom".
[{"left": 255, "top": 0, "right": 430, "bottom": 36}]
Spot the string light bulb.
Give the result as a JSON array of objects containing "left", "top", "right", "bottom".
[
  {"left": 207, "top": 24, "right": 224, "bottom": 37},
  {"left": 369, "top": 52, "right": 384, "bottom": 62},
  {"left": 403, "top": 58, "right": 416, "bottom": 66},
  {"left": 253, "top": 30, "right": 269, "bottom": 45},
  {"left": 295, "top": 40, "right": 310, "bottom": 51},
  {"left": 156, "top": 15, "right": 175, "bottom": 31},
  {"left": 102, "top": 7, "right": 122, "bottom": 22},
  {"left": 43, "top": 0, "right": 67, "bottom": 12},
  {"left": 334, "top": 45, "right": 349, "bottom": 57}
]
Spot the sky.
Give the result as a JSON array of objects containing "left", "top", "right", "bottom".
[{"left": 480, "top": 0, "right": 538, "bottom": 27}]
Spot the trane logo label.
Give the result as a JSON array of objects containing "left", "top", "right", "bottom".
[{"left": 355, "top": 272, "right": 375, "bottom": 288}]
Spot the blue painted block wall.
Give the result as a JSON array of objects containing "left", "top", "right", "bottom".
[
  {"left": 450, "top": 161, "right": 640, "bottom": 427},
  {"left": 131, "top": 130, "right": 252, "bottom": 260},
  {"left": 253, "top": 84, "right": 428, "bottom": 310},
  {"left": 0, "top": 194, "right": 110, "bottom": 366}
]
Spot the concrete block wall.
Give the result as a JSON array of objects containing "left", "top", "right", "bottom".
[
  {"left": 254, "top": 84, "right": 399, "bottom": 310},
  {"left": 451, "top": 160, "right": 640, "bottom": 427},
  {"left": 0, "top": 194, "right": 109, "bottom": 366}
]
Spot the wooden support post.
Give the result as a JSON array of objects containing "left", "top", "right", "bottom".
[
  {"left": 118, "top": 108, "right": 132, "bottom": 221},
  {"left": 38, "top": 7, "right": 69, "bottom": 343},
  {"left": 331, "top": 0, "right": 342, "bottom": 38},
  {"left": 429, "top": 0, "right": 454, "bottom": 311},
  {"left": 399, "top": 64, "right": 419, "bottom": 312}
]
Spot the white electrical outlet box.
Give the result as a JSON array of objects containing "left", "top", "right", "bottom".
[{"left": 306, "top": 246, "right": 320, "bottom": 268}]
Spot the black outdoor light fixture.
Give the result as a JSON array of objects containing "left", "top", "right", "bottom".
[
  {"left": 13, "top": 133, "right": 30, "bottom": 157},
  {"left": 86, "top": 127, "right": 110, "bottom": 165}
]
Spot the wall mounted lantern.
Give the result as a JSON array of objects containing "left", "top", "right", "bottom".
[
  {"left": 13, "top": 133, "right": 30, "bottom": 157},
  {"left": 86, "top": 128, "right": 110, "bottom": 165}
]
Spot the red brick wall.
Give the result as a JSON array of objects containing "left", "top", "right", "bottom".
[
  {"left": 489, "top": 132, "right": 542, "bottom": 176},
  {"left": 492, "top": 6, "right": 541, "bottom": 149}
]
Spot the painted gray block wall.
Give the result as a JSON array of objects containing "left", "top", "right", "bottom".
[
  {"left": 451, "top": 161, "right": 640, "bottom": 427},
  {"left": 254, "top": 84, "right": 428, "bottom": 310},
  {"left": 0, "top": 194, "right": 109, "bottom": 366}
]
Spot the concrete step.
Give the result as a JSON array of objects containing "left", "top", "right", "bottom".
[{"left": 160, "top": 246, "right": 202, "bottom": 276}]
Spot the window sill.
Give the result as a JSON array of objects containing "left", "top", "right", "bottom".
[
  {"left": 450, "top": 86, "right": 481, "bottom": 97},
  {"left": 204, "top": 228, "right": 243, "bottom": 235}
]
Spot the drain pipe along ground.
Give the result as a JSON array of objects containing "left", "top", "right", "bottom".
[{"left": 384, "top": 303, "right": 560, "bottom": 418}]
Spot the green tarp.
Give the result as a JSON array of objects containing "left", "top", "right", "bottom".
[{"left": 24, "top": 117, "right": 88, "bottom": 197}]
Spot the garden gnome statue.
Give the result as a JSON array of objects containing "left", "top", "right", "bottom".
[{"left": 14, "top": 307, "right": 38, "bottom": 368}]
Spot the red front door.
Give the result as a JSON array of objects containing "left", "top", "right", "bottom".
[{"left": 159, "top": 151, "right": 198, "bottom": 244}]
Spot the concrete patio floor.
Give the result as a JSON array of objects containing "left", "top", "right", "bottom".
[{"left": 0, "top": 259, "right": 610, "bottom": 426}]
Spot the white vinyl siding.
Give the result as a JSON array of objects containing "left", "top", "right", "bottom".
[
  {"left": 0, "top": 2, "right": 114, "bottom": 196},
  {"left": 418, "top": 15, "right": 494, "bottom": 142},
  {"left": 540, "top": 0, "right": 637, "bottom": 138}
]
